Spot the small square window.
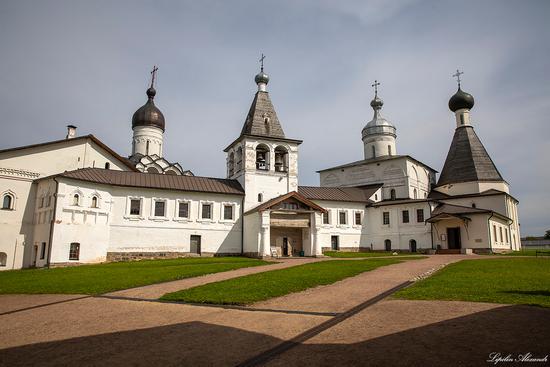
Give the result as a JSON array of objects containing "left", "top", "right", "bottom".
[
  {"left": 383, "top": 212, "right": 390, "bottom": 225},
  {"left": 202, "top": 203, "right": 212, "bottom": 219},
  {"left": 178, "top": 202, "right": 189, "bottom": 218},
  {"left": 339, "top": 211, "right": 347, "bottom": 225},
  {"left": 154, "top": 201, "right": 166, "bottom": 217},
  {"left": 69, "top": 242, "right": 80, "bottom": 260},
  {"left": 130, "top": 199, "right": 141, "bottom": 215},
  {"left": 355, "top": 212, "right": 362, "bottom": 225},
  {"left": 223, "top": 205, "right": 233, "bottom": 220},
  {"left": 402, "top": 210, "right": 409, "bottom": 223}
]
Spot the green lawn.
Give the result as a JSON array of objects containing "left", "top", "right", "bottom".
[
  {"left": 0, "top": 257, "right": 270, "bottom": 295},
  {"left": 395, "top": 258, "right": 550, "bottom": 307},
  {"left": 324, "top": 251, "right": 423, "bottom": 258},
  {"left": 501, "top": 250, "right": 550, "bottom": 256},
  {"left": 161, "top": 258, "right": 407, "bottom": 305}
]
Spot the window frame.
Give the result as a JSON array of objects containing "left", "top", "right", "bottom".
[
  {"left": 322, "top": 210, "right": 331, "bottom": 225},
  {"left": 354, "top": 211, "right": 362, "bottom": 226},
  {"left": 402, "top": 210, "right": 410, "bottom": 223},
  {"left": 222, "top": 203, "right": 235, "bottom": 222},
  {"left": 175, "top": 200, "right": 191, "bottom": 220},
  {"left": 383, "top": 211, "right": 390, "bottom": 225},
  {"left": 69, "top": 242, "right": 80, "bottom": 261},
  {"left": 2, "top": 193, "right": 14, "bottom": 210},
  {"left": 151, "top": 198, "right": 168, "bottom": 219},
  {"left": 199, "top": 201, "right": 214, "bottom": 221},
  {"left": 416, "top": 209, "right": 424, "bottom": 222},
  {"left": 126, "top": 197, "right": 144, "bottom": 219},
  {"left": 72, "top": 193, "right": 80, "bottom": 206},
  {"left": 338, "top": 210, "right": 347, "bottom": 226},
  {"left": 40, "top": 242, "right": 46, "bottom": 260}
]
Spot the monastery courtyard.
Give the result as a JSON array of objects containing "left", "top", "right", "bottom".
[{"left": 1, "top": 255, "right": 549, "bottom": 366}]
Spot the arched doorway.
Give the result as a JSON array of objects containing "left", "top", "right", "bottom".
[
  {"left": 410, "top": 239, "right": 417, "bottom": 253},
  {"left": 384, "top": 239, "right": 391, "bottom": 251}
]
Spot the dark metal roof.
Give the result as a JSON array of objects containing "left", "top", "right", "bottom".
[
  {"left": 437, "top": 126, "right": 504, "bottom": 186},
  {"left": 0, "top": 134, "right": 138, "bottom": 171},
  {"left": 298, "top": 184, "right": 382, "bottom": 203},
  {"left": 317, "top": 155, "right": 438, "bottom": 173},
  {"left": 56, "top": 168, "right": 244, "bottom": 195},
  {"left": 426, "top": 202, "right": 511, "bottom": 223},
  {"left": 240, "top": 91, "right": 285, "bottom": 138},
  {"left": 131, "top": 88, "right": 165, "bottom": 132}
]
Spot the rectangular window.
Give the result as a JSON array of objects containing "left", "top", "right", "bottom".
[
  {"left": 202, "top": 203, "right": 212, "bottom": 219},
  {"left": 69, "top": 242, "right": 80, "bottom": 260},
  {"left": 40, "top": 242, "right": 46, "bottom": 260},
  {"left": 383, "top": 211, "right": 390, "bottom": 225},
  {"left": 355, "top": 212, "right": 362, "bottom": 225},
  {"left": 39, "top": 197, "right": 44, "bottom": 208},
  {"left": 339, "top": 211, "right": 347, "bottom": 225},
  {"left": 416, "top": 209, "right": 424, "bottom": 222},
  {"left": 493, "top": 225, "right": 497, "bottom": 242},
  {"left": 499, "top": 227, "right": 503, "bottom": 242},
  {"left": 402, "top": 210, "right": 409, "bottom": 223},
  {"left": 47, "top": 196, "right": 51, "bottom": 207},
  {"left": 322, "top": 211, "right": 330, "bottom": 225},
  {"left": 130, "top": 199, "right": 141, "bottom": 215},
  {"left": 505, "top": 228, "right": 509, "bottom": 243},
  {"left": 154, "top": 201, "right": 165, "bottom": 217},
  {"left": 178, "top": 202, "right": 189, "bottom": 218},
  {"left": 382, "top": 212, "right": 390, "bottom": 224},
  {"left": 223, "top": 205, "right": 233, "bottom": 220}
]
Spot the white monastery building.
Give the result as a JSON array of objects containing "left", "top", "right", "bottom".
[{"left": 0, "top": 65, "right": 521, "bottom": 269}]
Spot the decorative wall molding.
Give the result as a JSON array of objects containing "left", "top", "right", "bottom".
[{"left": 0, "top": 167, "right": 40, "bottom": 179}]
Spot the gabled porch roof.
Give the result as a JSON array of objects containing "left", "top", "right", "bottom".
[{"left": 244, "top": 191, "right": 327, "bottom": 215}]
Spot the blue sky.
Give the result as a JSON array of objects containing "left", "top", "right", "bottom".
[{"left": 0, "top": 0, "right": 548, "bottom": 235}]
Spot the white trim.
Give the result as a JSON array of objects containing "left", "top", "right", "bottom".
[
  {"left": 198, "top": 200, "right": 215, "bottom": 223},
  {"left": 124, "top": 196, "right": 145, "bottom": 220},
  {"left": 1, "top": 189, "right": 17, "bottom": 211},
  {"left": 353, "top": 210, "right": 363, "bottom": 227},
  {"left": 150, "top": 197, "right": 169, "bottom": 221},
  {"left": 174, "top": 199, "right": 191, "bottom": 222},
  {"left": 220, "top": 202, "right": 237, "bottom": 223}
]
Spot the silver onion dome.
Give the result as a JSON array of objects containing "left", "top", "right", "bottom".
[
  {"left": 255, "top": 71, "right": 269, "bottom": 85},
  {"left": 362, "top": 94, "right": 396, "bottom": 139}
]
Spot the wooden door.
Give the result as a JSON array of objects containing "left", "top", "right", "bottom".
[{"left": 190, "top": 235, "right": 201, "bottom": 255}]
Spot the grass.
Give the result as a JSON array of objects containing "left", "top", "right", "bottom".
[
  {"left": 323, "top": 251, "right": 423, "bottom": 258},
  {"left": 501, "top": 250, "right": 550, "bottom": 256},
  {"left": 395, "top": 258, "right": 550, "bottom": 308},
  {"left": 161, "top": 258, "right": 408, "bottom": 305},
  {"left": 0, "top": 257, "right": 270, "bottom": 295}
]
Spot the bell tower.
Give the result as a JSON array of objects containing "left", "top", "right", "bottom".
[{"left": 224, "top": 57, "right": 302, "bottom": 211}]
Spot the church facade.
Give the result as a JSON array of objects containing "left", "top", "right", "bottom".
[{"left": 0, "top": 66, "right": 521, "bottom": 270}]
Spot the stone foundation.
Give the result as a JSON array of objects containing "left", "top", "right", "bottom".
[{"left": 106, "top": 252, "right": 240, "bottom": 262}]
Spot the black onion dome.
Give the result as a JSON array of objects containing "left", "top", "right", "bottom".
[
  {"left": 449, "top": 88, "right": 475, "bottom": 112},
  {"left": 131, "top": 87, "right": 165, "bottom": 131}
]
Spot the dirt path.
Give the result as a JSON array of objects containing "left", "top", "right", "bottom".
[
  {"left": 106, "top": 257, "right": 327, "bottom": 300},
  {"left": 249, "top": 254, "right": 474, "bottom": 313}
]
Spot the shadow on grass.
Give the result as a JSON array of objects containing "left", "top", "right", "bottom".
[
  {"left": 500, "top": 290, "right": 550, "bottom": 297},
  {"left": 1, "top": 305, "right": 549, "bottom": 366}
]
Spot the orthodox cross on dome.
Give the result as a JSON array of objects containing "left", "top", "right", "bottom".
[
  {"left": 259, "top": 53, "right": 266, "bottom": 72},
  {"left": 150, "top": 65, "right": 159, "bottom": 88},
  {"left": 371, "top": 80, "right": 381, "bottom": 97},
  {"left": 453, "top": 69, "right": 464, "bottom": 88}
]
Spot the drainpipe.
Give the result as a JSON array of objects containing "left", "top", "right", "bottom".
[
  {"left": 46, "top": 178, "right": 59, "bottom": 267},
  {"left": 487, "top": 212, "right": 494, "bottom": 254},
  {"left": 240, "top": 195, "right": 245, "bottom": 255}
]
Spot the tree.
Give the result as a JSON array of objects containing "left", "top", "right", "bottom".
[{"left": 545, "top": 229, "right": 550, "bottom": 239}]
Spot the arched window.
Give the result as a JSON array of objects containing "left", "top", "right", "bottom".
[
  {"left": 256, "top": 144, "right": 269, "bottom": 171},
  {"left": 0, "top": 252, "right": 7, "bottom": 266},
  {"left": 274, "top": 146, "right": 288, "bottom": 172},
  {"left": 413, "top": 188, "right": 417, "bottom": 199},
  {"left": 228, "top": 152, "right": 235, "bottom": 177},
  {"left": 235, "top": 147, "right": 243, "bottom": 172},
  {"left": 374, "top": 194, "right": 378, "bottom": 201},
  {"left": 372, "top": 146, "right": 376, "bottom": 158},
  {"left": 2, "top": 194, "right": 13, "bottom": 210},
  {"left": 258, "top": 193, "right": 263, "bottom": 202},
  {"left": 165, "top": 170, "right": 177, "bottom": 175},
  {"left": 388, "top": 145, "right": 392, "bottom": 156},
  {"left": 147, "top": 167, "right": 159, "bottom": 174},
  {"left": 104, "top": 162, "right": 110, "bottom": 169},
  {"left": 390, "top": 189, "right": 396, "bottom": 200},
  {"left": 384, "top": 239, "right": 392, "bottom": 251},
  {"left": 72, "top": 194, "right": 80, "bottom": 206},
  {"left": 472, "top": 203, "right": 476, "bottom": 208},
  {"left": 91, "top": 196, "right": 98, "bottom": 208}
]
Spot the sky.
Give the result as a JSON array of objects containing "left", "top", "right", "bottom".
[{"left": 0, "top": 0, "right": 549, "bottom": 236}]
